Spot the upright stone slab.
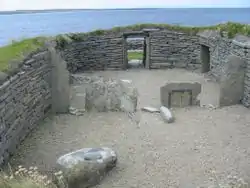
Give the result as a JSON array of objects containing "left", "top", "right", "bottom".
[
  {"left": 85, "top": 77, "right": 138, "bottom": 112},
  {"left": 50, "top": 47, "right": 70, "bottom": 113},
  {"left": 219, "top": 55, "right": 245, "bottom": 106},
  {"left": 160, "top": 82, "right": 201, "bottom": 108}
]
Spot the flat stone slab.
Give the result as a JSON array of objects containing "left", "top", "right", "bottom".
[
  {"left": 219, "top": 55, "right": 245, "bottom": 107},
  {"left": 141, "top": 106, "right": 160, "bottom": 113},
  {"left": 56, "top": 147, "right": 117, "bottom": 188},
  {"left": 160, "top": 82, "right": 201, "bottom": 108},
  {"left": 128, "top": 60, "right": 144, "bottom": 68}
]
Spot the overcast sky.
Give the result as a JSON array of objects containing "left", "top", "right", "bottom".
[{"left": 1, "top": 0, "right": 250, "bottom": 11}]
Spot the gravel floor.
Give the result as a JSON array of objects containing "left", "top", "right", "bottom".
[{"left": 9, "top": 69, "right": 250, "bottom": 188}]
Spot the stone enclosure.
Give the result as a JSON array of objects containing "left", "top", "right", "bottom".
[{"left": 0, "top": 26, "right": 250, "bottom": 170}]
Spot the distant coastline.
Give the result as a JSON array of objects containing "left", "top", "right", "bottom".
[{"left": 1, "top": 7, "right": 250, "bottom": 15}]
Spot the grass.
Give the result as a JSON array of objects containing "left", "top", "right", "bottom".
[
  {"left": 0, "top": 165, "right": 66, "bottom": 188},
  {"left": 127, "top": 51, "right": 143, "bottom": 60},
  {"left": 0, "top": 165, "right": 249, "bottom": 188},
  {"left": 0, "top": 37, "right": 47, "bottom": 72}
]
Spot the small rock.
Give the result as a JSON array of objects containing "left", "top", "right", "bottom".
[
  {"left": 121, "top": 79, "right": 132, "bottom": 84},
  {"left": 141, "top": 106, "right": 160, "bottom": 113},
  {"left": 69, "top": 107, "right": 85, "bottom": 116},
  {"left": 160, "top": 106, "right": 174, "bottom": 123},
  {"left": 56, "top": 147, "right": 117, "bottom": 188}
]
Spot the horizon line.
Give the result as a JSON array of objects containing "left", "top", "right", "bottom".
[{"left": 1, "top": 7, "right": 250, "bottom": 12}]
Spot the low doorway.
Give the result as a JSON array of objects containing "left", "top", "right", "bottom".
[
  {"left": 200, "top": 45, "right": 211, "bottom": 73},
  {"left": 123, "top": 31, "right": 150, "bottom": 69}
]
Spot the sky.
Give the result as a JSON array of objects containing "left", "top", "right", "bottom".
[{"left": 0, "top": 0, "right": 250, "bottom": 11}]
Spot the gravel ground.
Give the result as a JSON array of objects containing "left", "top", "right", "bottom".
[{"left": 9, "top": 69, "right": 250, "bottom": 188}]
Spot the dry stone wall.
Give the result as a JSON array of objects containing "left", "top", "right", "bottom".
[
  {"left": 127, "top": 39, "right": 144, "bottom": 50},
  {"left": 149, "top": 30, "right": 200, "bottom": 69},
  {"left": 198, "top": 31, "right": 250, "bottom": 107},
  {"left": 61, "top": 35, "right": 124, "bottom": 73},
  {"left": 0, "top": 50, "right": 52, "bottom": 164}
]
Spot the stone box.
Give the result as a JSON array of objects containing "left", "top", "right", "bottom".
[{"left": 160, "top": 82, "right": 201, "bottom": 108}]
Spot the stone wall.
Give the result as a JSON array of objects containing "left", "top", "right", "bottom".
[
  {"left": 149, "top": 30, "right": 200, "bottom": 69},
  {"left": 0, "top": 50, "right": 52, "bottom": 164},
  {"left": 61, "top": 35, "right": 124, "bottom": 73},
  {"left": 126, "top": 38, "right": 144, "bottom": 50},
  {"left": 198, "top": 31, "right": 250, "bottom": 107}
]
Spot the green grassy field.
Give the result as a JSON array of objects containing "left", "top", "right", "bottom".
[
  {"left": 127, "top": 51, "right": 143, "bottom": 60},
  {"left": 0, "top": 37, "right": 46, "bottom": 72}
]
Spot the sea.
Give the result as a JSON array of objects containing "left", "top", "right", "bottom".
[{"left": 0, "top": 8, "right": 250, "bottom": 46}]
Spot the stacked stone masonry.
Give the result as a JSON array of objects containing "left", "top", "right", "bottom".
[
  {"left": 127, "top": 38, "right": 144, "bottom": 50},
  {"left": 0, "top": 50, "right": 52, "bottom": 164},
  {"left": 61, "top": 35, "right": 124, "bottom": 73},
  {"left": 149, "top": 30, "right": 201, "bottom": 69},
  {"left": 198, "top": 31, "right": 250, "bottom": 107}
]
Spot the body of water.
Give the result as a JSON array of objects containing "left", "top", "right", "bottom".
[{"left": 0, "top": 8, "right": 250, "bottom": 46}]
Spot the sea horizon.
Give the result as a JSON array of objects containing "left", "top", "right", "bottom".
[
  {"left": 1, "top": 8, "right": 249, "bottom": 46},
  {"left": 1, "top": 7, "right": 250, "bottom": 15}
]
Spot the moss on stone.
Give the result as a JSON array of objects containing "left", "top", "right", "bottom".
[{"left": 0, "top": 37, "right": 47, "bottom": 72}]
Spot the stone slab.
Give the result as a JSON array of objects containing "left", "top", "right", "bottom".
[
  {"left": 160, "top": 82, "right": 201, "bottom": 108},
  {"left": 219, "top": 55, "right": 245, "bottom": 107}
]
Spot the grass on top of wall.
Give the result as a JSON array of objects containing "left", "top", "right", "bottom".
[
  {"left": 0, "top": 37, "right": 47, "bottom": 73},
  {"left": 55, "top": 22, "right": 250, "bottom": 48}
]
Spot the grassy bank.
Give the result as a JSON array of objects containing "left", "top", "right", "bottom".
[
  {"left": 0, "top": 22, "right": 250, "bottom": 73},
  {"left": 127, "top": 51, "right": 143, "bottom": 60},
  {"left": 0, "top": 37, "right": 47, "bottom": 72}
]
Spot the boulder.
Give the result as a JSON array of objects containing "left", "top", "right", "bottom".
[
  {"left": 160, "top": 106, "right": 174, "bottom": 123},
  {"left": 85, "top": 77, "right": 138, "bottom": 112},
  {"left": 56, "top": 147, "right": 117, "bottom": 188}
]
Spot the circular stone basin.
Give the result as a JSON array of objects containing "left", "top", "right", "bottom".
[{"left": 57, "top": 147, "right": 117, "bottom": 169}]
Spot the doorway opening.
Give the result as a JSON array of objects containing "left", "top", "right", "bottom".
[
  {"left": 123, "top": 32, "right": 149, "bottom": 69},
  {"left": 200, "top": 45, "right": 211, "bottom": 73}
]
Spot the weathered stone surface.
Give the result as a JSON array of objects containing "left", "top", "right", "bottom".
[
  {"left": 85, "top": 77, "right": 138, "bottom": 112},
  {"left": 0, "top": 50, "right": 52, "bottom": 164},
  {"left": 61, "top": 35, "right": 124, "bottom": 73},
  {"left": 160, "top": 82, "right": 201, "bottom": 108},
  {"left": 149, "top": 31, "right": 200, "bottom": 69},
  {"left": 0, "top": 72, "right": 8, "bottom": 84},
  {"left": 219, "top": 55, "right": 245, "bottom": 107},
  {"left": 160, "top": 106, "right": 174, "bottom": 123},
  {"left": 56, "top": 147, "right": 117, "bottom": 188},
  {"left": 128, "top": 60, "right": 144, "bottom": 69},
  {"left": 50, "top": 48, "right": 70, "bottom": 113},
  {"left": 127, "top": 38, "right": 144, "bottom": 50},
  {"left": 70, "top": 85, "right": 86, "bottom": 111}
]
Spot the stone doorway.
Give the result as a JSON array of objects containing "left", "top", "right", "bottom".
[
  {"left": 123, "top": 31, "right": 150, "bottom": 69},
  {"left": 200, "top": 45, "right": 210, "bottom": 73}
]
